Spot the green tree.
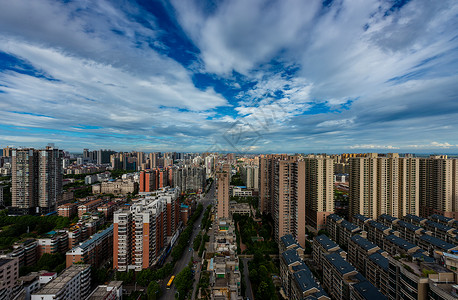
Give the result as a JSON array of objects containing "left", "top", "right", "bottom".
[
  {"left": 257, "top": 281, "right": 270, "bottom": 299},
  {"left": 174, "top": 266, "right": 193, "bottom": 300},
  {"left": 147, "top": 281, "right": 161, "bottom": 300}
]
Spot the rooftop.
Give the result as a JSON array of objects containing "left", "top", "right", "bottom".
[
  {"left": 351, "top": 279, "right": 386, "bottom": 299},
  {"left": 327, "top": 214, "right": 342, "bottom": 222},
  {"left": 353, "top": 214, "right": 371, "bottom": 222},
  {"left": 404, "top": 214, "right": 426, "bottom": 224},
  {"left": 368, "top": 220, "right": 391, "bottom": 232},
  {"left": 425, "top": 220, "right": 454, "bottom": 232},
  {"left": 384, "top": 235, "right": 418, "bottom": 251},
  {"left": 430, "top": 214, "right": 453, "bottom": 223},
  {"left": 33, "top": 265, "right": 90, "bottom": 295},
  {"left": 340, "top": 220, "right": 359, "bottom": 232},
  {"left": 379, "top": 214, "right": 398, "bottom": 223},
  {"left": 282, "top": 248, "right": 301, "bottom": 266},
  {"left": 0, "top": 258, "right": 15, "bottom": 267},
  {"left": 293, "top": 268, "right": 319, "bottom": 293},
  {"left": 324, "top": 252, "right": 356, "bottom": 275},
  {"left": 280, "top": 234, "right": 298, "bottom": 249},
  {"left": 419, "top": 235, "right": 457, "bottom": 251},
  {"left": 368, "top": 252, "right": 388, "bottom": 270},
  {"left": 350, "top": 235, "right": 379, "bottom": 251},
  {"left": 396, "top": 220, "right": 424, "bottom": 233},
  {"left": 315, "top": 234, "right": 340, "bottom": 251},
  {"left": 411, "top": 250, "right": 435, "bottom": 263}
]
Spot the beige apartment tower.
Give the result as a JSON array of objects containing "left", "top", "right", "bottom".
[
  {"left": 299, "top": 156, "right": 334, "bottom": 233},
  {"left": 217, "top": 166, "right": 230, "bottom": 219},
  {"left": 349, "top": 154, "right": 420, "bottom": 220},
  {"left": 419, "top": 156, "right": 458, "bottom": 219}
]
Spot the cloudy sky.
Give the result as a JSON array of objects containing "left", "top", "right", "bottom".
[{"left": 0, "top": 0, "right": 457, "bottom": 154}]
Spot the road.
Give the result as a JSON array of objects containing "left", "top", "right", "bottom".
[
  {"left": 242, "top": 258, "right": 254, "bottom": 300},
  {"left": 161, "top": 182, "right": 215, "bottom": 300}
]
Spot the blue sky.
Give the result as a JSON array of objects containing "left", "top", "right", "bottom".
[{"left": 0, "top": 0, "right": 457, "bottom": 153}]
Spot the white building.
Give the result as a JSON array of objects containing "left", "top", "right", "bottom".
[{"left": 31, "top": 264, "right": 91, "bottom": 300}]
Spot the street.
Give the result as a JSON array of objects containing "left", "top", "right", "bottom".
[
  {"left": 160, "top": 182, "right": 215, "bottom": 300},
  {"left": 242, "top": 258, "right": 254, "bottom": 300}
]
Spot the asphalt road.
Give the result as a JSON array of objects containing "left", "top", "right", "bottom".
[
  {"left": 160, "top": 182, "right": 215, "bottom": 300},
  {"left": 242, "top": 258, "right": 254, "bottom": 300}
]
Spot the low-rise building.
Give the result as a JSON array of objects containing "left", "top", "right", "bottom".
[
  {"left": 0, "top": 257, "right": 19, "bottom": 290},
  {"left": 366, "top": 252, "right": 389, "bottom": 296},
  {"left": 403, "top": 214, "right": 427, "bottom": 227},
  {"left": 366, "top": 220, "right": 394, "bottom": 248},
  {"left": 37, "top": 232, "right": 68, "bottom": 257},
  {"left": 347, "top": 235, "right": 380, "bottom": 277},
  {"left": 9, "top": 240, "right": 38, "bottom": 268},
  {"left": 352, "top": 214, "right": 371, "bottom": 232},
  {"left": 86, "top": 281, "right": 123, "bottom": 300},
  {"left": 313, "top": 234, "right": 344, "bottom": 270},
  {"left": 392, "top": 220, "right": 425, "bottom": 245},
  {"left": 378, "top": 214, "right": 399, "bottom": 228},
  {"left": 58, "top": 203, "right": 77, "bottom": 218},
  {"left": 229, "top": 201, "right": 251, "bottom": 216},
  {"left": 66, "top": 224, "right": 113, "bottom": 268},
  {"left": 424, "top": 220, "right": 456, "bottom": 243},
  {"left": 383, "top": 235, "right": 421, "bottom": 256},
  {"left": 78, "top": 199, "right": 103, "bottom": 217},
  {"left": 31, "top": 264, "right": 91, "bottom": 300},
  {"left": 417, "top": 234, "right": 458, "bottom": 254},
  {"left": 388, "top": 256, "right": 455, "bottom": 300}
]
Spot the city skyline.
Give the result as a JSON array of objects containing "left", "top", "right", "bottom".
[{"left": 0, "top": 0, "right": 457, "bottom": 153}]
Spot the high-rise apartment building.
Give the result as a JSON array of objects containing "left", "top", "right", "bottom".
[
  {"left": 349, "top": 154, "right": 420, "bottom": 220},
  {"left": 11, "top": 147, "right": 63, "bottom": 215},
  {"left": 300, "top": 156, "right": 334, "bottom": 232},
  {"left": 2, "top": 147, "right": 12, "bottom": 157},
  {"left": 11, "top": 149, "right": 38, "bottom": 215},
  {"left": 350, "top": 153, "right": 458, "bottom": 220},
  {"left": 38, "top": 148, "right": 63, "bottom": 214},
  {"left": 419, "top": 156, "right": 458, "bottom": 219},
  {"left": 217, "top": 165, "right": 230, "bottom": 219},
  {"left": 113, "top": 188, "right": 179, "bottom": 271},
  {"left": 273, "top": 158, "right": 297, "bottom": 243},
  {"left": 241, "top": 165, "right": 259, "bottom": 191},
  {"left": 258, "top": 154, "right": 334, "bottom": 247}
]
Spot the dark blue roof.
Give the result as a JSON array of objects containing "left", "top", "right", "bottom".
[
  {"left": 396, "top": 220, "right": 423, "bottom": 232},
  {"left": 379, "top": 214, "right": 398, "bottom": 223},
  {"left": 292, "top": 262, "right": 308, "bottom": 272},
  {"left": 293, "top": 268, "right": 319, "bottom": 293},
  {"left": 280, "top": 234, "right": 298, "bottom": 248},
  {"left": 404, "top": 214, "right": 426, "bottom": 223},
  {"left": 384, "top": 235, "right": 417, "bottom": 251},
  {"left": 340, "top": 220, "right": 359, "bottom": 232},
  {"left": 425, "top": 220, "right": 454, "bottom": 232},
  {"left": 411, "top": 250, "right": 434, "bottom": 263},
  {"left": 327, "top": 214, "right": 343, "bottom": 222},
  {"left": 430, "top": 214, "right": 453, "bottom": 223},
  {"left": 315, "top": 234, "right": 340, "bottom": 251},
  {"left": 419, "top": 235, "right": 457, "bottom": 251},
  {"left": 368, "top": 252, "right": 388, "bottom": 270},
  {"left": 282, "top": 248, "right": 301, "bottom": 266},
  {"left": 368, "top": 220, "right": 391, "bottom": 232},
  {"left": 324, "top": 253, "right": 356, "bottom": 275},
  {"left": 352, "top": 279, "right": 386, "bottom": 300},
  {"left": 353, "top": 214, "right": 371, "bottom": 222},
  {"left": 351, "top": 235, "right": 379, "bottom": 251}
]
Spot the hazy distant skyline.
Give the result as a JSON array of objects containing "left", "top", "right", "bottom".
[{"left": 0, "top": 0, "right": 457, "bottom": 153}]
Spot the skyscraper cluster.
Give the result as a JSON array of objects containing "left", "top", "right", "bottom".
[
  {"left": 10, "top": 147, "right": 63, "bottom": 215},
  {"left": 349, "top": 153, "right": 458, "bottom": 220},
  {"left": 258, "top": 154, "right": 334, "bottom": 247}
]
